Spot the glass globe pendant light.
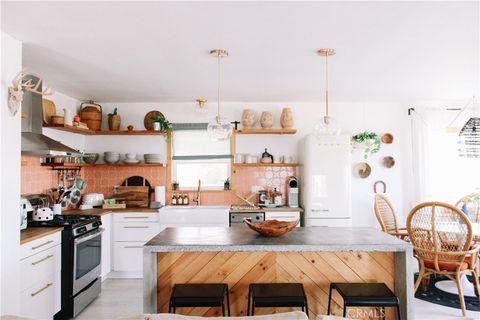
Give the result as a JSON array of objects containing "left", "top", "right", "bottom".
[
  {"left": 314, "top": 48, "right": 341, "bottom": 138},
  {"left": 207, "top": 49, "right": 232, "bottom": 141}
]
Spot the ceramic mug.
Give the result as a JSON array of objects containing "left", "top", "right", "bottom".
[
  {"left": 236, "top": 154, "right": 245, "bottom": 163},
  {"left": 245, "top": 154, "right": 253, "bottom": 163},
  {"left": 126, "top": 153, "right": 136, "bottom": 160},
  {"left": 274, "top": 156, "right": 283, "bottom": 164},
  {"left": 53, "top": 203, "right": 62, "bottom": 215}
]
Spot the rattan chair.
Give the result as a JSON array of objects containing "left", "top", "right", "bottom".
[
  {"left": 374, "top": 194, "right": 409, "bottom": 241},
  {"left": 407, "top": 202, "right": 480, "bottom": 316}
]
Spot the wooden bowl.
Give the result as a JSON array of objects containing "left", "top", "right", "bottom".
[{"left": 244, "top": 219, "right": 299, "bottom": 237}]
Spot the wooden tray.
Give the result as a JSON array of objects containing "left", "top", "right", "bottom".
[
  {"left": 102, "top": 203, "right": 127, "bottom": 209},
  {"left": 42, "top": 99, "right": 56, "bottom": 124},
  {"left": 244, "top": 219, "right": 299, "bottom": 237}
]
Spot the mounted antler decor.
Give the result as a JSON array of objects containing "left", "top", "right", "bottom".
[{"left": 8, "top": 71, "right": 54, "bottom": 116}]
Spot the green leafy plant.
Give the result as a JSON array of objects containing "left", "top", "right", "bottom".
[
  {"left": 108, "top": 107, "right": 118, "bottom": 117},
  {"left": 224, "top": 177, "right": 231, "bottom": 190},
  {"left": 171, "top": 180, "right": 179, "bottom": 190},
  {"left": 151, "top": 115, "right": 171, "bottom": 132},
  {"left": 351, "top": 131, "right": 381, "bottom": 159}
]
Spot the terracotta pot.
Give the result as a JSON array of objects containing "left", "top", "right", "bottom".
[
  {"left": 241, "top": 109, "right": 257, "bottom": 129},
  {"left": 108, "top": 115, "right": 121, "bottom": 131},
  {"left": 280, "top": 107, "right": 294, "bottom": 129},
  {"left": 260, "top": 112, "right": 273, "bottom": 129}
]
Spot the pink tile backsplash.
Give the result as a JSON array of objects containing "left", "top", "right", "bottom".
[
  {"left": 21, "top": 157, "right": 296, "bottom": 206},
  {"left": 21, "top": 156, "right": 60, "bottom": 195}
]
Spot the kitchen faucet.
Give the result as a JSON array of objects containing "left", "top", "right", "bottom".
[{"left": 193, "top": 179, "right": 201, "bottom": 206}]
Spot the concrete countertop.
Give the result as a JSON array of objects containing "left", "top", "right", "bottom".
[{"left": 144, "top": 226, "right": 412, "bottom": 253}]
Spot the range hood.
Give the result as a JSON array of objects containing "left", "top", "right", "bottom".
[{"left": 21, "top": 75, "right": 80, "bottom": 156}]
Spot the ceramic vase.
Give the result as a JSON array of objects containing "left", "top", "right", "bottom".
[
  {"left": 241, "top": 109, "right": 257, "bottom": 129},
  {"left": 280, "top": 107, "right": 294, "bottom": 129},
  {"left": 260, "top": 112, "right": 273, "bottom": 129}
]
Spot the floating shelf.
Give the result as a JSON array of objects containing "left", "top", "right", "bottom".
[
  {"left": 234, "top": 129, "right": 297, "bottom": 135},
  {"left": 233, "top": 163, "right": 298, "bottom": 167},
  {"left": 41, "top": 163, "right": 167, "bottom": 168},
  {"left": 43, "top": 124, "right": 95, "bottom": 135},
  {"left": 43, "top": 125, "right": 167, "bottom": 136}
]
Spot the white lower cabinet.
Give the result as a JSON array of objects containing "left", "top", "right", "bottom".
[
  {"left": 265, "top": 211, "right": 301, "bottom": 225},
  {"left": 112, "top": 212, "right": 160, "bottom": 277},
  {"left": 19, "top": 231, "right": 61, "bottom": 319}
]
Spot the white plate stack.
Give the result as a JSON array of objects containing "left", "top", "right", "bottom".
[
  {"left": 144, "top": 153, "right": 164, "bottom": 164},
  {"left": 104, "top": 151, "right": 120, "bottom": 163}
]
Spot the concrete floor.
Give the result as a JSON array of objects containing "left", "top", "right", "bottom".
[{"left": 75, "top": 279, "right": 480, "bottom": 320}]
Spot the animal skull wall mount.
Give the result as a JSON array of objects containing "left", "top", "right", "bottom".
[{"left": 8, "top": 71, "right": 54, "bottom": 116}]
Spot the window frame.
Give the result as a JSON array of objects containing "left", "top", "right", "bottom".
[{"left": 167, "top": 125, "right": 235, "bottom": 192}]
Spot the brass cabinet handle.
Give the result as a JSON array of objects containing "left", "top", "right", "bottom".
[
  {"left": 124, "top": 216, "right": 149, "bottom": 219},
  {"left": 31, "top": 254, "right": 54, "bottom": 266},
  {"left": 31, "top": 240, "right": 53, "bottom": 250},
  {"left": 123, "top": 226, "right": 149, "bottom": 229},
  {"left": 124, "top": 245, "right": 143, "bottom": 248},
  {"left": 31, "top": 283, "right": 53, "bottom": 296}
]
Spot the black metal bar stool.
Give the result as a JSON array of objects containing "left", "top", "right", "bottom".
[
  {"left": 169, "top": 283, "right": 230, "bottom": 316},
  {"left": 327, "top": 282, "right": 401, "bottom": 320},
  {"left": 248, "top": 283, "right": 309, "bottom": 316}
]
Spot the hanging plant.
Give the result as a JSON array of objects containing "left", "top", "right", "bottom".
[{"left": 351, "top": 131, "right": 381, "bottom": 159}]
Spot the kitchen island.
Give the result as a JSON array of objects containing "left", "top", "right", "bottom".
[{"left": 143, "top": 227, "right": 413, "bottom": 319}]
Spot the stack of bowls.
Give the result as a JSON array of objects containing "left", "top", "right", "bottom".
[
  {"left": 144, "top": 153, "right": 164, "bottom": 164},
  {"left": 104, "top": 151, "right": 120, "bottom": 163}
]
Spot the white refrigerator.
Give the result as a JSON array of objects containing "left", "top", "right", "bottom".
[{"left": 299, "top": 134, "right": 352, "bottom": 227}]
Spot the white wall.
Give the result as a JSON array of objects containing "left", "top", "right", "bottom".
[
  {"left": 86, "top": 101, "right": 410, "bottom": 228},
  {"left": 0, "top": 32, "right": 22, "bottom": 316},
  {"left": 42, "top": 91, "right": 84, "bottom": 152}
]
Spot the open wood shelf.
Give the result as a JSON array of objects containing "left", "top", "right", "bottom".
[
  {"left": 43, "top": 124, "right": 96, "bottom": 135},
  {"left": 41, "top": 163, "right": 167, "bottom": 168},
  {"left": 234, "top": 129, "right": 297, "bottom": 135},
  {"left": 233, "top": 163, "right": 298, "bottom": 167},
  {"left": 43, "top": 125, "right": 166, "bottom": 136}
]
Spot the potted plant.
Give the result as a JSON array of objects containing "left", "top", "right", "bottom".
[
  {"left": 224, "top": 177, "right": 230, "bottom": 190},
  {"left": 151, "top": 115, "right": 171, "bottom": 132},
  {"left": 172, "top": 181, "right": 179, "bottom": 191},
  {"left": 108, "top": 107, "right": 121, "bottom": 131},
  {"left": 351, "top": 131, "right": 381, "bottom": 159}
]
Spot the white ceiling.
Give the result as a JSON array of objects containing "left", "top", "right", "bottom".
[{"left": 2, "top": 1, "right": 479, "bottom": 103}]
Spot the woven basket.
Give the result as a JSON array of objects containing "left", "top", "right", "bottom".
[{"left": 80, "top": 101, "right": 102, "bottom": 130}]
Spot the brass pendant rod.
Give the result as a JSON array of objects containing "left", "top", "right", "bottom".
[
  {"left": 217, "top": 53, "right": 221, "bottom": 121},
  {"left": 325, "top": 53, "right": 329, "bottom": 118}
]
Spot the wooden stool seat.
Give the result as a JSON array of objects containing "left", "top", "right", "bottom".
[
  {"left": 169, "top": 283, "right": 230, "bottom": 316},
  {"left": 327, "top": 282, "right": 401, "bottom": 319},
  {"left": 248, "top": 283, "right": 308, "bottom": 316}
]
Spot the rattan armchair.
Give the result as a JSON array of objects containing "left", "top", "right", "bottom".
[
  {"left": 407, "top": 202, "right": 480, "bottom": 317},
  {"left": 374, "top": 194, "right": 409, "bottom": 241}
]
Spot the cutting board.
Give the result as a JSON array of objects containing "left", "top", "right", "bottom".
[{"left": 116, "top": 186, "right": 149, "bottom": 207}]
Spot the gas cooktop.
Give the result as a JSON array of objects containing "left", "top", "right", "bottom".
[{"left": 28, "top": 214, "right": 100, "bottom": 229}]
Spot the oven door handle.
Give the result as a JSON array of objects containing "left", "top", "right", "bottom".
[{"left": 74, "top": 228, "right": 104, "bottom": 244}]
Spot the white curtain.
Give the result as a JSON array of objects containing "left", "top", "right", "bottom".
[
  {"left": 410, "top": 106, "right": 480, "bottom": 204},
  {"left": 410, "top": 109, "right": 428, "bottom": 203}
]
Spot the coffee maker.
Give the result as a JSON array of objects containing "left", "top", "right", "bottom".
[{"left": 287, "top": 177, "right": 299, "bottom": 208}]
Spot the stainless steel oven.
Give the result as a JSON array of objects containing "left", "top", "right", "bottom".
[{"left": 73, "top": 227, "right": 103, "bottom": 295}]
